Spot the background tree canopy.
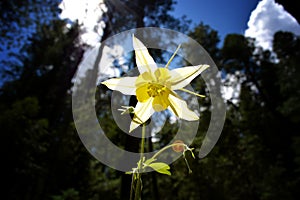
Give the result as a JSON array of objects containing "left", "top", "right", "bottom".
[{"left": 1, "top": 0, "right": 299, "bottom": 199}]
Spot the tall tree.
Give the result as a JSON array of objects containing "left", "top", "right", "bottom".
[
  {"left": 1, "top": 19, "right": 92, "bottom": 200},
  {"left": 216, "top": 31, "right": 300, "bottom": 199},
  {"left": 0, "top": 0, "right": 61, "bottom": 79}
]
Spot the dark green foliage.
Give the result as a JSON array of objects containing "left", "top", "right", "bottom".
[
  {"left": 0, "top": 0, "right": 62, "bottom": 76},
  {"left": 222, "top": 34, "right": 253, "bottom": 71},
  {"left": 273, "top": 32, "right": 300, "bottom": 124},
  {"left": 189, "top": 22, "right": 220, "bottom": 60},
  {"left": 1, "top": 19, "right": 93, "bottom": 200},
  {"left": 1, "top": 0, "right": 300, "bottom": 199}
]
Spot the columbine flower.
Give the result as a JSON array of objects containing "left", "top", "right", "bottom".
[{"left": 102, "top": 35, "right": 209, "bottom": 132}]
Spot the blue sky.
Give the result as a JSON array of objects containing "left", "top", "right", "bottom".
[{"left": 172, "top": 0, "right": 259, "bottom": 43}]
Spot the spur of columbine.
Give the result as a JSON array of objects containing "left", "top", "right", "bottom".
[{"left": 102, "top": 35, "right": 209, "bottom": 132}]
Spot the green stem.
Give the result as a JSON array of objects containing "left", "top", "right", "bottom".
[
  {"left": 140, "top": 124, "right": 146, "bottom": 157},
  {"left": 129, "top": 173, "right": 135, "bottom": 200},
  {"left": 152, "top": 143, "right": 187, "bottom": 160},
  {"left": 134, "top": 123, "right": 146, "bottom": 200}
]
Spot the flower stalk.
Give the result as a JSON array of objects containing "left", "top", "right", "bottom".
[{"left": 134, "top": 124, "right": 146, "bottom": 200}]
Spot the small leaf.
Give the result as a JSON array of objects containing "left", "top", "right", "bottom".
[
  {"left": 144, "top": 157, "right": 157, "bottom": 166},
  {"left": 148, "top": 162, "right": 171, "bottom": 175}
]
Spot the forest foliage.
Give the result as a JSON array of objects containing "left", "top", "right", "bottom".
[{"left": 1, "top": 0, "right": 300, "bottom": 199}]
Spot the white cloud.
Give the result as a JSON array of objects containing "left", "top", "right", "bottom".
[
  {"left": 59, "top": 0, "right": 106, "bottom": 46},
  {"left": 245, "top": 0, "right": 300, "bottom": 50}
]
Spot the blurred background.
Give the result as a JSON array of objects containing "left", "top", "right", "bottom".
[{"left": 1, "top": 0, "right": 300, "bottom": 199}]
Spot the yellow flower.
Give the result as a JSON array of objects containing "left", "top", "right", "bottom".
[{"left": 102, "top": 35, "right": 209, "bottom": 132}]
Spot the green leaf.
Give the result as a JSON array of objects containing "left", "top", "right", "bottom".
[
  {"left": 148, "top": 162, "right": 171, "bottom": 175},
  {"left": 144, "top": 157, "right": 157, "bottom": 166}
]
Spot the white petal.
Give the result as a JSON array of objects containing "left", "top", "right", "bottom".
[
  {"left": 168, "top": 94, "right": 199, "bottom": 121},
  {"left": 129, "top": 121, "right": 140, "bottom": 133},
  {"left": 102, "top": 77, "right": 137, "bottom": 95},
  {"left": 129, "top": 98, "right": 155, "bottom": 132},
  {"left": 169, "top": 65, "right": 209, "bottom": 90},
  {"left": 133, "top": 35, "right": 157, "bottom": 74}
]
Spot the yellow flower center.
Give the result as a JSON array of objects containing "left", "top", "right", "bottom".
[
  {"left": 135, "top": 68, "right": 172, "bottom": 112},
  {"left": 147, "top": 83, "right": 167, "bottom": 97}
]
